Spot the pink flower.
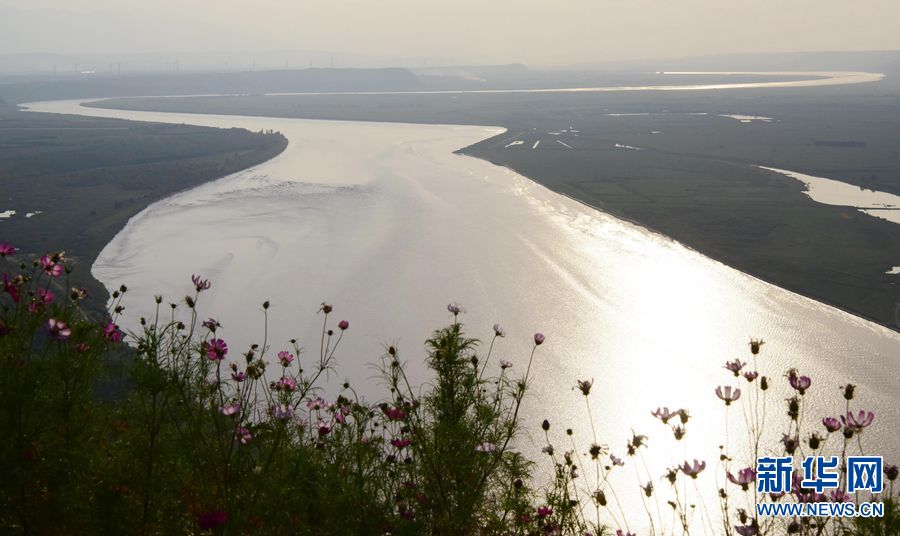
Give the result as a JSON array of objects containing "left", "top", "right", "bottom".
[
  {"left": 338, "top": 320, "right": 349, "bottom": 330},
  {"left": 391, "top": 438, "right": 411, "bottom": 449},
  {"left": 787, "top": 370, "right": 811, "bottom": 395},
  {"left": 0, "top": 243, "right": 16, "bottom": 256},
  {"left": 447, "top": 302, "right": 464, "bottom": 315},
  {"left": 203, "top": 338, "right": 228, "bottom": 361},
  {"left": 221, "top": 403, "right": 241, "bottom": 417},
  {"left": 727, "top": 467, "right": 756, "bottom": 490},
  {"left": 536, "top": 506, "right": 552, "bottom": 519},
  {"left": 40, "top": 255, "right": 62, "bottom": 277},
  {"left": 2, "top": 273, "right": 21, "bottom": 303},
  {"left": 201, "top": 318, "right": 220, "bottom": 332},
  {"left": 828, "top": 490, "right": 851, "bottom": 503},
  {"left": 610, "top": 454, "right": 624, "bottom": 466},
  {"left": 307, "top": 396, "right": 327, "bottom": 410},
  {"left": 383, "top": 406, "right": 407, "bottom": 421},
  {"left": 841, "top": 410, "right": 875, "bottom": 433},
  {"left": 197, "top": 510, "right": 228, "bottom": 530},
  {"left": 475, "top": 442, "right": 497, "bottom": 452},
  {"left": 743, "top": 370, "right": 759, "bottom": 382},
  {"left": 45, "top": 318, "right": 71, "bottom": 341},
  {"left": 735, "top": 524, "right": 758, "bottom": 536},
  {"left": 617, "top": 531, "right": 636, "bottom": 536},
  {"left": 235, "top": 426, "right": 252, "bottom": 445},
  {"left": 652, "top": 407, "right": 678, "bottom": 424},
  {"left": 191, "top": 274, "right": 211, "bottom": 292},
  {"left": 318, "top": 421, "right": 332, "bottom": 436},
  {"left": 273, "top": 376, "right": 297, "bottom": 392},
  {"left": 278, "top": 351, "right": 294, "bottom": 367},
  {"left": 102, "top": 322, "right": 122, "bottom": 343},
  {"left": 37, "top": 288, "right": 54, "bottom": 305},
  {"left": 499, "top": 359, "right": 513, "bottom": 369},
  {"left": 679, "top": 459, "right": 706, "bottom": 478},
  {"left": 822, "top": 416, "right": 842, "bottom": 433},
  {"left": 724, "top": 359, "right": 745, "bottom": 376},
  {"left": 231, "top": 371, "right": 246, "bottom": 382},
  {"left": 533, "top": 332, "right": 545, "bottom": 345},
  {"left": 715, "top": 385, "right": 741, "bottom": 406}
]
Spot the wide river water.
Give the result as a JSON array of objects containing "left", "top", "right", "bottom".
[{"left": 24, "top": 95, "right": 900, "bottom": 533}]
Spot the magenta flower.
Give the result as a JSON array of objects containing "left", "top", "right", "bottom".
[
  {"left": 46, "top": 318, "right": 71, "bottom": 341},
  {"left": 0, "top": 243, "right": 16, "bottom": 256},
  {"left": 102, "top": 322, "right": 122, "bottom": 343},
  {"left": 493, "top": 323, "right": 506, "bottom": 337},
  {"left": 277, "top": 351, "right": 295, "bottom": 367},
  {"left": 391, "top": 438, "right": 411, "bottom": 449},
  {"left": 191, "top": 274, "right": 211, "bottom": 292},
  {"left": 536, "top": 506, "right": 552, "bottom": 519},
  {"left": 318, "top": 421, "right": 332, "bottom": 436},
  {"left": 787, "top": 370, "right": 812, "bottom": 395},
  {"left": 533, "top": 332, "right": 545, "bottom": 345},
  {"left": 841, "top": 410, "right": 875, "bottom": 433},
  {"left": 735, "top": 525, "right": 758, "bottom": 536},
  {"left": 201, "top": 318, "right": 220, "bottom": 332},
  {"left": 2, "top": 273, "right": 21, "bottom": 303},
  {"left": 203, "top": 338, "right": 228, "bottom": 361},
  {"left": 679, "top": 459, "right": 706, "bottom": 478},
  {"left": 447, "top": 302, "right": 464, "bottom": 315},
  {"left": 37, "top": 288, "right": 54, "bottom": 305},
  {"left": 724, "top": 359, "right": 746, "bottom": 376},
  {"left": 651, "top": 407, "right": 678, "bottom": 424},
  {"left": 40, "top": 255, "right": 62, "bottom": 277},
  {"left": 307, "top": 396, "right": 327, "bottom": 410},
  {"left": 197, "top": 510, "right": 228, "bottom": 530},
  {"left": 338, "top": 319, "right": 349, "bottom": 330},
  {"left": 743, "top": 370, "right": 759, "bottom": 382},
  {"left": 383, "top": 406, "right": 407, "bottom": 421},
  {"left": 829, "top": 490, "right": 852, "bottom": 503},
  {"left": 715, "top": 385, "right": 741, "bottom": 406},
  {"left": 221, "top": 403, "right": 241, "bottom": 417},
  {"left": 822, "top": 416, "right": 842, "bottom": 433},
  {"left": 475, "top": 442, "right": 497, "bottom": 452},
  {"left": 235, "top": 426, "right": 252, "bottom": 445},
  {"left": 273, "top": 376, "right": 297, "bottom": 392},
  {"left": 727, "top": 467, "right": 756, "bottom": 490},
  {"left": 231, "top": 371, "right": 246, "bottom": 383},
  {"left": 617, "top": 531, "right": 636, "bottom": 536}
]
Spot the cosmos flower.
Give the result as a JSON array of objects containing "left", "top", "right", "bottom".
[
  {"left": 278, "top": 351, "right": 295, "bottom": 367},
  {"left": 727, "top": 467, "right": 756, "bottom": 490},
  {"left": 715, "top": 386, "right": 741, "bottom": 406},
  {"left": 191, "top": 274, "right": 211, "bottom": 292},
  {"left": 680, "top": 459, "right": 706, "bottom": 478},
  {"left": 235, "top": 426, "right": 252, "bottom": 445},
  {"left": 787, "top": 370, "right": 812, "bottom": 395},
  {"left": 743, "top": 370, "right": 759, "bottom": 382},
  {"left": 391, "top": 438, "right": 411, "bottom": 449},
  {"left": 735, "top": 524, "right": 758, "bottom": 536},
  {"left": 231, "top": 371, "right": 246, "bottom": 383},
  {"left": 383, "top": 406, "right": 407, "bottom": 421},
  {"left": 536, "top": 506, "right": 552, "bottom": 519},
  {"left": 272, "top": 404, "right": 294, "bottom": 421},
  {"left": 499, "top": 359, "right": 513, "bottom": 369},
  {"left": 102, "top": 322, "right": 122, "bottom": 343},
  {"left": 202, "top": 318, "right": 220, "bottom": 332},
  {"left": 610, "top": 454, "right": 624, "bottom": 467},
  {"left": 533, "top": 332, "right": 545, "bottom": 345},
  {"left": 46, "top": 318, "right": 71, "bottom": 341},
  {"left": 0, "top": 243, "right": 16, "bottom": 256},
  {"left": 841, "top": 410, "right": 875, "bottom": 433},
  {"left": 221, "top": 403, "right": 241, "bottom": 417},
  {"left": 822, "top": 416, "right": 842, "bottom": 433},
  {"left": 307, "top": 396, "right": 327, "bottom": 410},
  {"left": 724, "top": 359, "right": 746, "bottom": 376},
  {"left": 576, "top": 379, "right": 593, "bottom": 396},
  {"left": 447, "top": 302, "right": 464, "bottom": 315},
  {"left": 40, "top": 255, "right": 62, "bottom": 277},
  {"left": 493, "top": 323, "right": 506, "bottom": 337},
  {"left": 203, "top": 338, "right": 228, "bottom": 361},
  {"left": 338, "top": 320, "right": 349, "bottom": 330},
  {"left": 652, "top": 407, "right": 678, "bottom": 424}
]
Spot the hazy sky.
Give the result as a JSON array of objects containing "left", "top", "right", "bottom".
[{"left": 2, "top": 0, "right": 899, "bottom": 66}]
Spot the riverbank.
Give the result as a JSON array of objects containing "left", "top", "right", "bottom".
[{"left": 0, "top": 107, "right": 287, "bottom": 316}]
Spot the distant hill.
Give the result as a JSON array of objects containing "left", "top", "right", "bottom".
[{"left": 0, "top": 67, "right": 422, "bottom": 104}]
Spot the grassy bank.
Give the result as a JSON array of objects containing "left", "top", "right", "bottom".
[{"left": 0, "top": 108, "right": 287, "bottom": 317}]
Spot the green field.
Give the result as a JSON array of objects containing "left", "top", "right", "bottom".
[{"left": 0, "top": 107, "right": 287, "bottom": 315}]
